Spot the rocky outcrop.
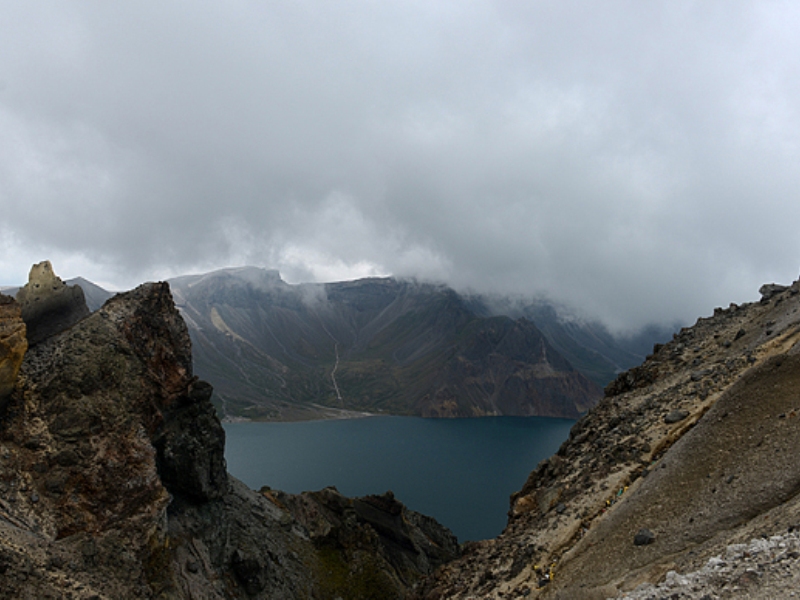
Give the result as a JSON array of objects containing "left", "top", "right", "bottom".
[
  {"left": 15, "top": 260, "right": 90, "bottom": 346},
  {"left": 0, "top": 294, "right": 26, "bottom": 407},
  {"left": 270, "top": 487, "right": 460, "bottom": 598},
  {"left": 0, "top": 268, "right": 457, "bottom": 599},
  {"left": 759, "top": 282, "right": 788, "bottom": 301},
  {"left": 416, "top": 280, "right": 800, "bottom": 599}
]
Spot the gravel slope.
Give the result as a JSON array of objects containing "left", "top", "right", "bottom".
[{"left": 617, "top": 529, "right": 800, "bottom": 599}]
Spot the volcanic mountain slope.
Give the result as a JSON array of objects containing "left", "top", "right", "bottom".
[
  {"left": 474, "top": 296, "right": 677, "bottom": 388},
  {"left": 169, "top": 267, "right": 601, "bottom": 420},
  {"left": 0, "top": 267, "right": 459, "bottom": 599},
  {"left": 416, "top": 280, "right": 800, "bottom": 599}
]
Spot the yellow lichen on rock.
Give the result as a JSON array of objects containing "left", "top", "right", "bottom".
[{"left": 0, "top": 293, "right": 27, "bottom": 402}]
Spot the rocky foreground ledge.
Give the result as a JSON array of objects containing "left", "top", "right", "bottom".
[{"left": 0, "top": 263, "right": 458, "bottom": 599}]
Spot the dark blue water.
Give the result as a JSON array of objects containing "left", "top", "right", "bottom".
[{"left": 224, "top": 416, "right": 574, "bottom": 542}]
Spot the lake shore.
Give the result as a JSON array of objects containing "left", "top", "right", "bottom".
[
  {"left": 221, "top": 403, "right": 381, "bottom": 423},
  {"left": 224, "top": 415, "right": 575, "bottom": 541}
]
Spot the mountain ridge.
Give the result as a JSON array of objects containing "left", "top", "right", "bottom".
[
  {"left": 168, "top": 267, "right": 605, "bottom": 420},
  {"left": 5, "top": 266, "right": 672, "bottom": 421}
]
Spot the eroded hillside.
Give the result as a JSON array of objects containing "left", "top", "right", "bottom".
[
  {"left": 417, "top": 280, "right": 800, "bottom": 599},
  {"left": 170, "top": 268, "right": 601, "bottom": 420}
]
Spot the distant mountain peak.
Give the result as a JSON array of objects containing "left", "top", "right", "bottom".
[{"left": 169, "top": 270, "right": 603, "bottom": 420}]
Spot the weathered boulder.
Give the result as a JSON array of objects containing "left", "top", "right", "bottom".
[
  {"left": 15, "top": 260, "right": 90, "bottom": 345},
  {"left": 664, "top": 409, "right": 689, "bottom": 424},
  {"left": 0, "top": 294, "right": 26, "bottom": 406},
  {"left": 634, "top": 528, "right": 656, "bottom": 546},
  {"left": 759, "top": 282, "right": 789, "bottom": 302}
]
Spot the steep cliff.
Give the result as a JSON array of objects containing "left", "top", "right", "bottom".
[
  {"left": 416, "top": 280, "right": 800, "bottom": 598},
  {"left": 0, "top": 273, "right": 457, "bottom": 599},
  {"left": 170, "top": 267, "right": 601, "bottom": 420}
]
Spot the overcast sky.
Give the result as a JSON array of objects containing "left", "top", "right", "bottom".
[{"left": 2, "top": 1, "right": 799, "bottom": 331}]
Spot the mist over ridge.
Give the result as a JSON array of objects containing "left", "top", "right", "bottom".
[{"left": 3, "top": 2, "right": 800, "bottom": 334}]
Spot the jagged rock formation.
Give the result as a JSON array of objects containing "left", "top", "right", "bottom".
[
  {"left": 170, "top": 267, "right": 601, "bottom": 420},
  {"left": 15, "top": 261, "right": 90, "bottom": 346},
  {"left": 1, "top": 275, "right": 112, "bottom": 315},
  {"left": 0, "top": 274, "right": 457, "bottom": 598},
  {"left": 0, "top": 294, "right": 26, "bottom": 405},
  {"left": 269, "top": 487, "right": 460, "bottom": 598},
  {"left": 416, "top": 279, "right": 800, "bottom": 599}
]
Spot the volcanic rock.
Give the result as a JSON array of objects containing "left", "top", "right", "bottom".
[
  {"left": 634, "top": 528, "right": 655, "bottom": 546},
  {"left": 272, "top": 486, "right": 460, "bottom": 594},
  {"left": 759, "top": 283, "right": 788, "bottom": 302},
  {"left": 663, "top": 409, "right": 689, "bottom": 424},
  {"left": 0, "top": 294, "right": 26, "bottom": 406},
  {"left": 15, "top": 260, "right": 90, "bottom": 346}
]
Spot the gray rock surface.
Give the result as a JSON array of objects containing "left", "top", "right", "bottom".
[
  {"left": 759, "top": 283, "right": 789, "bottom": 302},
  {"left": 616, "top": 530, "right": 800, "bottom": 599},
  {"left": 15, "top": 260, "right": 90, "bottom": 346}
]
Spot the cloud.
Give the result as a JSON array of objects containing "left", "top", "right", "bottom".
[{"left": 1, "top": 1, "right": 800, "bottom": 331}]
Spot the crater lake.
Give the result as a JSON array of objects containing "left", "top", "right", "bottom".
[{"left": 223, "top": 415, "right": 575, "bottom": 542}]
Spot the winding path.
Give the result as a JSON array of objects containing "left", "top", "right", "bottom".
[
  {"left": 330, "top": 342, "right": 343, "bottom": 402},
  {"left": 314, "top": 311, "right": 345, "bottom": 406}
]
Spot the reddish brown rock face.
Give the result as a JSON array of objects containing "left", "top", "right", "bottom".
[
  {"left": 12, "top": 282, "right": 212, "bottom": 539},
  {"left": 0, "top": 280, "right": 240, "bottom": 596},
  {"left": 0, "top": 294, "right": 26, "bottom": 405}
]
